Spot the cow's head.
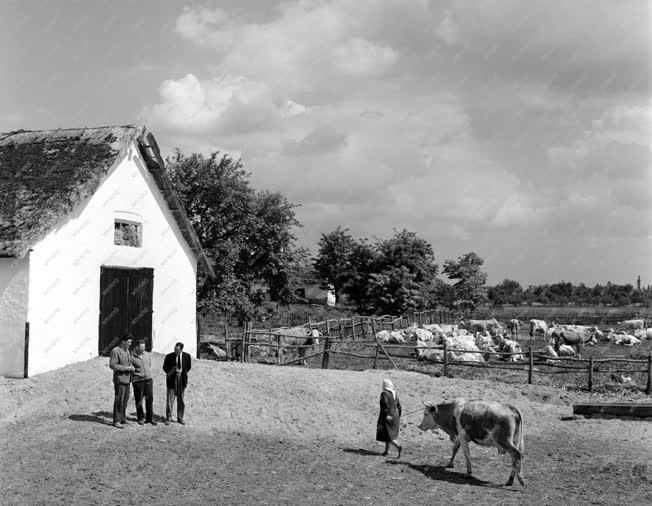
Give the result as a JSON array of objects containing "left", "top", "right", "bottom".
[
  {"left": 418, "top": 400, "right": 440, "bottom": 432},
  {"left": 307, "top": 329, "right": 321, "bottom": 345}
]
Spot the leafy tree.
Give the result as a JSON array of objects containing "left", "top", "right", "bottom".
[
  {"left": 442, "top": 252, "right": 488, "bottom": 305},
  {"left": 367, "top": 266, "right": 422, "bottom": 314},
  {"left": 166, "top": 150, "right": 302, "bottom": 320},
  {"left": 362, "top": 230, "right": 438, "bottom": 313},
  {"left": 341, "top": 239, "right": 377, "bottom": 311},
  {"left": 488, "top": 279, "right": 523, "bottom": 306},
  {"left": 313, "top": 226, "right": 356, "bottom": 301},
  {"left": 375, "top": 229, "right": 438, "bottom": 284}
]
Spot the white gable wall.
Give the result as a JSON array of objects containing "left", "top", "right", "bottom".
[
  {"left": 26, "top": 143, "right": 198, "bottom": 376},
  {"left": 0, "top": 256, "right": 29, "bottom": 377}
]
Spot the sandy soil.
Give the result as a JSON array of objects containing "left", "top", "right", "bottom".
[{"left": 0, "top": 355, "right": 650, "bottom": 504}]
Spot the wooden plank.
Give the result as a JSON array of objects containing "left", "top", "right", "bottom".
[
  {"left": 375, "top": 335, "right": 398, "bottom": 369},
  {"left": 23, "top": 322, "right": 29, "bottom": 378},
  {"left": 573, "top": 403, "right": 652, "bottom": 418}
]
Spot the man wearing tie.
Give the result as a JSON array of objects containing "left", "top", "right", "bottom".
[{"left": 163, "top": 342, "right": 191, "bottom": 425}]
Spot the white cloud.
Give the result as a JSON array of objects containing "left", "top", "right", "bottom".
[
  {"left": 436, "top": 10, "right": 459, "bottom": 46},
  {"left": 492, "top": 194, "right": 549, "bottom": 227},
  {"left": 143, "top": 73, "right": 308, "bottom": 135},
  {"left": 332, "top": 37, "right": 399, "bottom": 76}
]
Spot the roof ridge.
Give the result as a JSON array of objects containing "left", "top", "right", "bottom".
[{"left": 1, "top": 124, "right": 139, "bottom": 135}]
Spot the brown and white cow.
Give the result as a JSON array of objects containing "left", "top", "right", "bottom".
[
  {"left": 618, "top": 319, "right": 646, "bottom": 332},
  {"left": 506, "top": 319, "right": 522, "bottom": 338},
  {"left": 418, "top": 398, "right": 525, "bottom": 487},
  {"left": 529, "top": 319, "right": 547, "bottom": 337},
  {"left": 276, "top": 327, "right": 321, "bottom": 365},
  {"left": 460, "top": 318, "right": 504, "bottom": 335}
]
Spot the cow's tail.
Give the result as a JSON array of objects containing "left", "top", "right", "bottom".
[{"left": 512, "top": 405, "right": 525, "bottom": 454}]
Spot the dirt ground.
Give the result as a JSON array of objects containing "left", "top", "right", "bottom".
[{"left": 1, "top": 355, "right": 651, "bottom": 505}]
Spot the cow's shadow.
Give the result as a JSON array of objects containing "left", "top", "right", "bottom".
[{"left": 386, "top": 461, "right": 520, "bottom": 492}]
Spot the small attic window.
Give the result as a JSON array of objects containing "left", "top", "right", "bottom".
[{"left": 114, "top": 220, "right": 142, "bottom": 247}]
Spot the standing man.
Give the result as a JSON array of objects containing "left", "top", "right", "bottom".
[
  {"left": 109, "top": 335, "right": 135, "bottom": 428},
  {"left": 163, "top": 342, "right": 191, "bottom": 425},
  {"left": 130, "top": 339, "right": 157, "bottom": 426}
]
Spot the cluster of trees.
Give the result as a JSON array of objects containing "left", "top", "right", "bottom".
[
  {"left": 313, "top": 227, "right": 487, "bottom": 313},
  {"left": 167, "top": 151, "right": 307, "bottom": 321},
  {"left": 488, "top": 279, "right": 652, "bottom": 307},
  {"left": 168, "top": 150, "right": 650, "bottom": 319}
]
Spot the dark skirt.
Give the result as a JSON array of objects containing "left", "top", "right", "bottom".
[{"left": 376, "top": 391, "right": 401, "bottom": 442}]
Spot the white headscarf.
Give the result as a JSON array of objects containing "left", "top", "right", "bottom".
[{"left": 382, "top": 378, "right": 395, "bottom": 399}]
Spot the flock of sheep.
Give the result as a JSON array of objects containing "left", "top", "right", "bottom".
[{"left": 374, "top": 317, "right": 652, "bottom": 365}]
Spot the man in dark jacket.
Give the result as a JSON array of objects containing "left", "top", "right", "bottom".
[
  {"left": 163, "top": 342, "right": 191, "bottom": 425},
  {"left": 109, "top": 335, "right": 135, "bottom": 428}
]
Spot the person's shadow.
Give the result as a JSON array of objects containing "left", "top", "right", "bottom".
[
  {"left": 342, "top": 448, "right": 385, "bottom": 457},
  {"left": 68, "top": 411, "right": 115, "bottom": 425},
  {"left": 69, "top": 411, "right": 167, "bottom": 425}
]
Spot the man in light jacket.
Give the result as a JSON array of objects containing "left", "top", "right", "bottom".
[
  {"left": 109, "top": 335, "right": 134, "bottom": 428},
  {"left": 130, "top": 339, "right": 157, "bottom": 426}
]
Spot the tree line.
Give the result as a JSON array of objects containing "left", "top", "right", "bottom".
[{"left": 167, "top": 150, "right": 651, "bottom": 319}]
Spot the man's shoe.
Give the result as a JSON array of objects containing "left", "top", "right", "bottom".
[
  {"left": 147, "top": 420, "right": 158, "bottom": 426},
  {"left": 178, "top": 420, "right": 185, "bottom": 425},
  {"left": 120, "top": 420, "right": 128, "bottom": 425},
  {"left": 164, "top": 420, "right": 170, "bottom": 426},
  {"left": 113, "top": 423, "right": 123, "bottom": 429},
  {"left": 137, "top": 419, "right": 145, "bottom": 426}
]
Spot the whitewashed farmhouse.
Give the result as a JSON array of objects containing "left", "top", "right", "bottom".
[{"left": 0, "top": 126, "right": 214, "bottom": 377}]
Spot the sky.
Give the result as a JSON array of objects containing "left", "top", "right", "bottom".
[{"left": 1, "top": 0, "right": 651, "bottom": 286}]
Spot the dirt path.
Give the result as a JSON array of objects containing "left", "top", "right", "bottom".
[{"left": 1, "top": 357, "right": 651, "bottom": 504}]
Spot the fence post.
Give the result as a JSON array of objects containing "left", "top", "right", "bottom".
[
  {"left": 371, "top": 318, "right": 376, "bottom": 340},
  {"left": 373, "top": 343, "right": 380, "bottom": 369},
  {"left": 277, "top": 333, "right": 282, "bottom": 365},
  {"left": 528, "top": 347, "right": 533, "bottom": 385},
  {"left": 196, "top": 314, "right": 202, "bottom": 359},
  {"left": 241, "top": 323, "right": 247, "bottom": 363},
  {"left": 326, "top": 319, "right": 331, "bottom": 337},
  {"left": 443, "top": 341, "right": 449, "bottom": 376},
  {"left": 646, "top": 355, "right": 652, "bottom": 395},
  {"left": 361, "top": 318, "right": 367, "bottom": 338},
  {"left": 224, "top": 321, "right": 229, "bottom": 360},
  {"left": 338, "top": 316, "right": 342, "bottom": 339},
  {"left": 321, "top": 337, "right": 332, "bottom": 369},
  {"left": 418, "top": 312, "right": 422, "bottom": 326},
  {"left": 247, "top": 322, "right": 253, "bottom": 363},
  {"left": 588, "top": 356, "right": 594, "bottom": 393}
]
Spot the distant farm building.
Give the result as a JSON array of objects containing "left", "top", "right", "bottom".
[
  {"left": 0, "top": 126, "right": 214, "bottom": 378},
  {"left": 293, "top": 282, "right": 336, "bottom": 306}
]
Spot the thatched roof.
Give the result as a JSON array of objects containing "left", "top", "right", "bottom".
[{"left": 0, "top": 125, "right": 214, "bottom": 277}]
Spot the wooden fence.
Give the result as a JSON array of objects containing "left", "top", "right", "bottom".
[
  {"left": 230, "top": 328, "right": 652, "bottom": 395},
  {"left": 199, "top": 307, "right": 652, "bottom": 394}
]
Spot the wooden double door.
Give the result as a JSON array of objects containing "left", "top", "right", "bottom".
[{"left": 98, "top": 266, "right": 153, "bottom": 356}]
